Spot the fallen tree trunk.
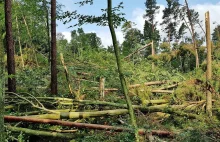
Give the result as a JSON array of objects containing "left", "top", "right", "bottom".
[
  {"left": 5, "top": 116, "right": 173, "bottom": 137},
  {"left": 129, "top": 81, "right": 175, "bottom": 88},
  {"left": 6, "top": 125, "right": 75, "bottom": 139},
  {"left": 73, "top": 99, "right": 168, "bottom": 107},
  {"left": 24, "top": 104, "right": 201, "bottom": 120},
  {"left": 25, "top": 109, "right": 129, "bottom": 119},
  {"left": 89, "top": 88, "right": 174, "bottom": 94},
  {"left": 124, "top": 42, "right": 152, "bottom": 60}
]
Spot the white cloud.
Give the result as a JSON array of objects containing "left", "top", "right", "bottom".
[
  {"left": 192, "top": 3, "right": 220, "bottom": 34},
  {"left": 96, "top": 29, "right": 124, "bottom": 47},
  {"left": 131, "top": 5, "right": 165, "bottom": 38},
  {"left": 62, "top": 32, "right": 71, "bottom": 42}
]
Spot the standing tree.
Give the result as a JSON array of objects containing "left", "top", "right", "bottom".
[
  {"left": 161, "top": 0, "right": 179, "bottom": 46},
  {"left": 60, "top": 0, "right": 139, "bottom": 141},
  {"left": 144, "top": 0, "right": 160, "bottom": 69},
  {"left": 184, "top": 0, "right": 199, "bottom": 68},
  {"left": 5, "top": 0, "right": 16, "bottom": 92},
  {"left": 51, "top": 0, "right": 57, "bottom": 95},
  {"left": 122, "top": 21, "right": 143, "bottom": 56},
  {"left": 107, "top": 0, "right": 139, "bottom": 141}
]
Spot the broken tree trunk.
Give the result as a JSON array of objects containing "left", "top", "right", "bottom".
[
  {"left": 124, "top": 42, "right": 152, "bottom": 60},
  {"left": 99, "top": 77, "right": 105, "bottom": 99},
  {"left": 185, "top": 0, "right": 199, "bottom": 68},
  {"left": 205, "top": 11, "right": 212, "bottom": 117},
  {"left": 5, "top": 116, "right": 173, "bottom": 137},
  {"left": 26, "top": 109, "right": 129, "bottom": 119},
  {"left": 15, "top": 16, "right": 24, "bottom": 68},
  {"left": 60, "top": 53, "right": 73, "bottom": 95},
  {"left": 73, "top": 99, "right": 168, "bottom": 107}
]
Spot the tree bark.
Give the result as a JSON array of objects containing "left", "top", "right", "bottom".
[
  {"left": 51, "top": 0, "right": 57, "bottom": 95},
  {"left": 205, "top": 11, "right": 212, "bottom": 117},
  {"left": 5, "top": 0, "right": 16, "bottom": 92},
  {"left": 107, "top": 0, "right": 139, "bottom": 141},
  {"left": 5, "top": 116, "right": 173, "bottom": 137}
]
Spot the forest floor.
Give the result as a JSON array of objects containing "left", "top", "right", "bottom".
[{"left": 4, "top": 50, "right": 220, "bottom": 142}]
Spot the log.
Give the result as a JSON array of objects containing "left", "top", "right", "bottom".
[
  {"left": 89, "top": 88, "right": 174, "bottom": 94},
  {"left": 24, "top": 103, "right": 201, "bottom": 120},
  {"left": 129, "top": 81, "right": 173, "bottom": 88},
  {"left": 25, "top": 109, "right": 129, "bottom": 119},
  {"left": 6, "top": 125, "right": 75, "bottom": 139},
  {"left": 5, "top": 116, "right": 173, "bottom": 137},
  {"left": 74, "top": 99, "right": 168, "bottom": 107}
]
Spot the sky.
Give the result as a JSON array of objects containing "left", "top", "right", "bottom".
[{"left": 57, "top": 0, "right": 220, "bottom": 47}]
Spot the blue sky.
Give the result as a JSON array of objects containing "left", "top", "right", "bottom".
[{"left": 57, "top": 0, "right": 220, "bottom": 46}]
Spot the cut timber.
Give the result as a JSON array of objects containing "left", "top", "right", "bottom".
[
  {"left": 6, "top": 125, "right": 75, "bottom": 139},
  {"left": 5, "top": 116, "right": 173, "bottom": 137}
]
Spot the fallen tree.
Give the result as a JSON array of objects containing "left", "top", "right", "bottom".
[
  {"left": 6, "top": 125, "right": 76, "bottom": 139},
  {"left": 5, "top": 116, "right": 173, "bottom": 137}
]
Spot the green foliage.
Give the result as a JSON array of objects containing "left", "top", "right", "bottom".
[
  {"left": 60, "top": 1, "right": 126, "bottom": 28},
  {"left": 161, "top": 0, "right": 180, "bottom": 42},
  {"left": 122, "top": 23, "right": 143, "bottom": 56}
]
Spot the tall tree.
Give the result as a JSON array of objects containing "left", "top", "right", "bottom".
[
  {"left": 51, "top": 0, "right": 57, "bottom": 95},
  {"left": 161, "top": 0, "right": 179, "bottom": 45},
  {"left": 184, "top": 0, "right": 199, "bottom": 68},
  {"left": 144, "top": 0, "right": 160, "bottom": 69},
  {"left": 5, "top": 0, "right": 16, "bottom": 92},
  {"left": 108, "top": 0, "right": 139, "bottom": 141},
  {"left": 122, "top": 21, "right": 143, "bottom": 56}
]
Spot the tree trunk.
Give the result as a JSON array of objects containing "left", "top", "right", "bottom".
[
  {"left": 51, "top": 0, "right": 57, "bottom": 95},
  {"left": 5, "top": 116, "right": 173, "bottom": 137},
  {"left": 5, "top": 0, "right": 16, "bottom": 92},
  {"left": 0, "top": 26, "right": 5, "bottom": 142},
  {"left": 185, "top": 0, "right": 199, "bottom": 68},
  {"left": 107, "top": 0, "right": 139, "bottom": 141},
  {"left": 205, "top": 11, "right": 212, "bottom": 117}
]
